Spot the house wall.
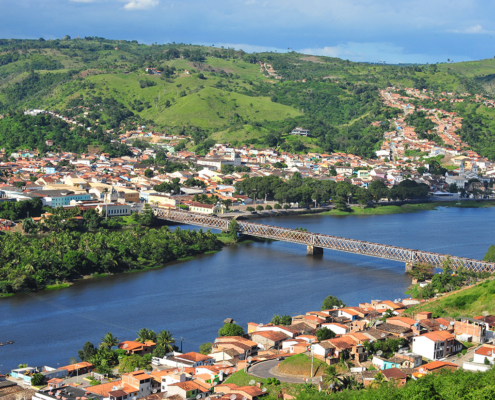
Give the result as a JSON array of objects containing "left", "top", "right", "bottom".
[{"left": 412, "top": 337, "right": 437, "bottom": 360}]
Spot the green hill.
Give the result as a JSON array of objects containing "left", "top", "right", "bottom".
[
  {"left": 405, "top": 278, "right": 495, "bottom": 319},
  {"left": 439, "top": 58, "right": 495, "bottom": 94},
  {"left": 1, "top": 38, "right": 494, "bottom": 157}
]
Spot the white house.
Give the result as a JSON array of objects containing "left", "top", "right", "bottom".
[
  {"left": 473, "top": 345, "right": 495, "bottom": 365},
  {"left": 321, "top": 323, "right": 349, "bottom": 335},
  {"left": 96, "top": 203, "right": 131, "bottom": 217},
  {"left": 411, "top": 331, "right": 462, "bottom": 361},
  {"left": 189, "top": 202, "right": 220, "bottom": 214},
  {"left": 161, "top": 372, "right": 187, "bottom": 392},
  {"left": 153, "top": 352, "right": 215, "bottom": 369},
  {"left": 311, "top": 341, "right": 333, "bottom": 358}
]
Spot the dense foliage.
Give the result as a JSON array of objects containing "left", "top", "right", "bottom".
[
  {"left": 321, "top": 295, "right": 346, "bottom": 311},
  {"left": 235, "top": 175, "right": 430, "bottom": 207},
  {"left": 294, "top": 367, "right": 495, "bottom": 399},
  {"left": 0, "top": 112, "right": 130, "bottom": 156},
  {"left": 407, "top": 260, "right": 490, "bottom": 300},
  {"left": 0, "top": 198, "right": 43, "bottom": 221},
  {"left": 0, "top": 226, "right": 222, "bottom": 294},
  {"left": 218, "top": 323, "right": 245, "bottom": 337}
]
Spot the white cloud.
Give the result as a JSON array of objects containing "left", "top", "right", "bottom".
[
  {"left": 449, "top": 24, "right": 495, "bottom": 34},
  {"left": 298, "top": 42, "right": 440, "bottom": 64},
  {"left": 202, "top": 42, "right": 287, "bottom": 53},
  {"left": 124, "top": 0, "right": 158, "bottom": 10},
  {"left": 69, "top": 0, "right": 96, "bottom": 3}
]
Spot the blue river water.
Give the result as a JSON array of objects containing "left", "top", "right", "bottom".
[{"left": 1, "top": 206, "right": 494, "bottom": 373}]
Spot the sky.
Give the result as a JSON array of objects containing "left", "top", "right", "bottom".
[{"left": 1, "top": 0, "right": 495, "bottom": 63}]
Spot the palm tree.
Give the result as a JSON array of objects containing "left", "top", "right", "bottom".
[
  {"left": 136, "top": 328, "right": 156, "bottom": 343},
  {"left": 323, "top": 365, "right": 342, "bottom": 392},
  {"left": 156, "top": 330, "right": 176, "bottom": 352},
  {"left": 372, "top": 371, "right": 385, "bottom": 388},
  {"left": 339, "top": 375, "right": 363, "bottom": 391},
  {"left": 100, "top": 332, "right": 119, "bottom": 349}
]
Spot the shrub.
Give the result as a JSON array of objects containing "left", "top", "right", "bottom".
[
  {"left": 274, "top": 203, "right": 281, "bottom": 209},
  {"left": 283, "top": 204, "right": 290, "bottom": 209},
  {"left": 256, "top": 205, "right": 264, "bottom": 211},
  {"left": 246, "top": 207, "right": 254, "bottom": 212},
  {"left": 265, "top": 205, "right": 273, "bottom": 210}
]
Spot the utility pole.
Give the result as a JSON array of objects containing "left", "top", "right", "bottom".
[
  {"left": 310, "top": 346, "right": 314, "bottom": 380},
  {"left": 179, "top": 337, "right": 184, "bottom": 352}
]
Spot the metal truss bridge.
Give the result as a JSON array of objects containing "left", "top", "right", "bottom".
[{"left": 154, "top": 209, "right": 495, "bottom": 273}]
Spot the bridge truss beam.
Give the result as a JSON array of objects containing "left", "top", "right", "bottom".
[{"left": 154, "top": 209, "right": 495, "bottom": 273}]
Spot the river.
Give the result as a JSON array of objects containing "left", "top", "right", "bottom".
[{"left": 1, "top": 206, "right": 494, "bottom": 373}]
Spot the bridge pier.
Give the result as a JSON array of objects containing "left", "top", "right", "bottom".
[
  {"left": 307, "top": 245, "right": 323, "bottom": 256},
  {"left": 405, "top": 262, "right": 414, "bottom": 273}
]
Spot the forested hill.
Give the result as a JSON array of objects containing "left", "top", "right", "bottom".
[{"left": 0, "top": 37, "right": 493, "bottom": 158}]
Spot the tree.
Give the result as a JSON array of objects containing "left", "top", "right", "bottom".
[
  {"left": 152, "top": 344, "right": 167, "bottom": 358},
  {"left": 256, "top": 205, "right": 264, "bottom": 211},
  {"left": 283, "top": 204, "right": 290, "bottom": 209},
  {"left": 118, "top": 354, "right": 150, "bottom": 373},
  {"left": 218, "top": 323, "right": 245, "bottom": 337},
  {"left": 381, "top": 309, "right": 395, "bottom": 322},
  {"left": 246, "top": 206, "right": 254, "bottom": 212},
  {"left": 31, "top": 373, "right": 46, "bottom": 386},
  {"left": 270, "top": 314, "right": 292, "bottom": 326},
  {"left": 155, "top": 330, "right": 175, "bottom": 352},
  {"left": 321, "top": 295, "right": 346, "bottom": 311},
  {"left": 228, "top": 218, "right": 239, "bottom": 240},
  {"left": 22, "top": 217, "right": 37, "bottom": 233},
  {"left": 408, "top": 263, "right": 434, "bottom": 280},
  {"left": 323, "top": 365, "right": 342, "bottom": 392},
  {"left": 265, "top": 205, "right": 273, "bottom": 210},
  {"left": 100, "top": 332, "right": 119, "bottom": 349},
  {"left": 333, "top": 196, "right": 349, "bottom": 212},
  {"left": 449, "top": 183, "right": 458, "bottom": 193},
  {"left": 483, "top": 245, "right": 495, "bottom": 262},
  {"left": 317, "top": 327, "right": 336, "bottom": 341},
  {"left": 144, "top": 168, "right": 153, "bottom": 178},
  {"left": 274, "top": 203, "right": 281, "bottom": 209},
  {"left": 78, "top": 341, "right": 97, "bottom": 361},
  {"left": 136, "top": 328, "right": 156, "bottom": 343},
  {"left": 199, "top": 342, "right": 212, "bottom": 355}
]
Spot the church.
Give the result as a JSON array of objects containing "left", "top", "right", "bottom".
[{"left": 445, "top": 161, "right": 481, "bottom": 188}]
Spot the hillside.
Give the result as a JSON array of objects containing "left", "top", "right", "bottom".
[
  {"left": 0, "top": 38, "right": 494, "bottom": 157},
  {"left": 405, "top": 278, "right": 495, "bottom": 319},
  {"left": 438, "top": 58, "right": 495, "bottom": 94}
]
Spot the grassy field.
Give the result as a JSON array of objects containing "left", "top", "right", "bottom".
[
  {"left": 52, "top": 72, "right": 300, "bottom": 129},
  {"left": 439, "top": 58, "right": 495, "bottom": 78},
  {"left": 278, "top": 353, "right": 327, "bottom": 377},
  {"left": 405, "top": 278, "right": 495, "bottom": 318},
  {"left": 45, "top": 283, "right": 71, "bottom": 290}
]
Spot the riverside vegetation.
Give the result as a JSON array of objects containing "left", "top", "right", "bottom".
[{"left": 0, "top": 225, "right": 222, "bottom": 295}]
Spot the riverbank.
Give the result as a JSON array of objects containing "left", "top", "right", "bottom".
[
  {"left": 318, "top": 200, "right": 495, "bottom": 217},
  {"left": 223, "top": 200, "right": 495, "bottom": 220},
  {"left": 0, "top": 227, "right": 223, "bottom": 299}
]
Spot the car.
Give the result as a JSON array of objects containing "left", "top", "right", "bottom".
[{"left": 251, "top": 211, "right": 258, "bottom": 214}]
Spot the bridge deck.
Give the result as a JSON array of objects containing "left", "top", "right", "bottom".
[{"left": 154, "top": 209, "right": 495, "bottom": 273}]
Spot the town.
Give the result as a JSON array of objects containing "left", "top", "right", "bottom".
[
  {"left": 2, "top": 290, "right": 495, "bottom": 400},
  {"left": 2, "top": 84, "right": 495, "bottom": 232}
]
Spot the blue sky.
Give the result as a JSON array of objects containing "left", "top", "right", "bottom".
[{"left": 2, "top": 0, "right": 495, "bottom": 63}]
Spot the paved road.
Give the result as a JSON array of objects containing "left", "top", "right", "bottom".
[{"left": 249, "top": 360, "right": 314, "bottom": 384}]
